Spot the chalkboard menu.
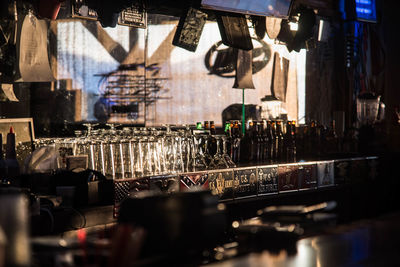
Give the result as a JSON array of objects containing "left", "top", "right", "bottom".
[
  {"left": 71, "top": 0, "right": 98, "bottom": 20},
  {"left": 118, "top": 4, "right": 147, "bottom": 28}
]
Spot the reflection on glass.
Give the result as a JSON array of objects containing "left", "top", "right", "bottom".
[{"left": 34, "top": 125, "right": 243, "bottom": 179}]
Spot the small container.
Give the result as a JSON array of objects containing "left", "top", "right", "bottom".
[{"left": 356, "top": 93, "right": 382, "bottom": 126}]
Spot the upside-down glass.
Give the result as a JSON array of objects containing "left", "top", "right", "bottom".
[
  {"left": 191, "top": 134, "right": 208, "bottom": 171},
  {"left": 33, "top": 124, "right": 241, "bottom": 179}
]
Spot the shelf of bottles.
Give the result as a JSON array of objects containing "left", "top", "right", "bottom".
[{"left": 33, "top": 119, "right": 377, "bottom": 217}]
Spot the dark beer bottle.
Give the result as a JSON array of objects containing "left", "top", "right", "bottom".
[
  {"left": 260, "top": 120, "right": 268, "bottom": 163},
  {"left": 285, "top": 121, "right": 297, "bottom": 162},
  {"left": 298, "top": 124, "right": 308, "bottom": 160},
  {"left": 251, "top": 121, "right": 259, "bottom": 163},
  {"left": 0, "top": 133, "right": 6, "bottom": 183},
  {"left": 204, "top": 121, "right": 209, "bottom": 131},
  {"left": 208, "top": 121, "right": 217, "bottom": 156},
  {"left": 240, "top": 120, "right": 254, "bottom": 164},
  {"left": 210, "top": 121, "right": 216, "bottom": 135},
  {"left": 309, "top": 121, "right": 318, "bottom": 158},
  {"left": 5, "top": 127, "right": 19, "bottom": 180},
  {"left": 317, "top": 123, "right": 326, "bottom": 157},
  {"left": 270, "top": 121, "right": 278, "bottom": 162},
  {"left": 255, "top": 121, "right": 264, "bottom": 163},
  {"left": 232, "top": 121, "right": 241, "bottom": 163},
  {"left": 266, "top": 121, "right": 273, "bottom": 163},
  {"left": 275, "top": 121, "right": 284, "bottom": 162},
  {"left": 325, "top": 120, "right": 338, "bottom": 154},
  {"left": 224, "top": 122, "right": 232, "bottom": 159}
]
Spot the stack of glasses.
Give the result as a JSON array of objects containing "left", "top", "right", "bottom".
[{"left": 34, "top": 126, "right": 236, "bottom": 179}]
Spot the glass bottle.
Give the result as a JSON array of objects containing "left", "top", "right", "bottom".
[
  {"left": 0, "top": 133, "right": 6, "bottom": 183},
  {"left": 224, "top": 122, "right": 233, "bottom": 159},
  {"left": 204, "top": 121, "right": 210, "bottom": 131},
  {"left": 231, "top": 121, "right": 241, "bottom": 164},
  {"left": 240, "top": 120, "right": 254, "bottom": 164},
  {"left": 325, "top": 120, "right": 338, "bottom": 155},
  {"left": 255, "top": 121, "right": 263, "bottom": 163},
  {"left": 5, "top": 127, "right": 19, "bottom": 180},
  {"left": 285, "top": 121, "right": 296, "bottom": 163},
  {"left": 309, "top": 120, "right": 318, "bottom": 159},
  {"left": 266, "top": 121, "right": 274, "bottom": 163},
  {"left": 275, "top": 121, "right": 284, "bottom": 162},
  {"left": 207, "top": 121, "right": 217, "bottom": 157},
  {"left": 258, "top": 120, "right": 265, "bottom": 163},
  {"left": 192, "top": 134, "right": 208, "bottom": 171},
  {"left": 271, "top": 121, "right": 278, "bottom": 162}
]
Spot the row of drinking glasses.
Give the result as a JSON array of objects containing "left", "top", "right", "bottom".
[{"left": 34, "top": 126, "right": 236, "bottom": 179}]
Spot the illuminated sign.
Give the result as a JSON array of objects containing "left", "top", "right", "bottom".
[
  {"left": 201, "top": 0, "right": 292, "bottom": 18},
  {"left": 355, "top": 0, "right": 376, "bottom": 22},
  {"left": 340, "top": 0, "right": 377, "bottom": 22}
]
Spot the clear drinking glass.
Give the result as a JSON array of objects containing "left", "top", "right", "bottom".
[
  {"left": 191, "top": 134, "right": 208, "bottom": 171},
  {"left": 203, "top": 137, "right": 216, "bottom": 170},
  {"left": 131, "top": 137, "right": 143, "bottom": 178},
  {"left": 113, "top": 140, "right": 125, "bottom": 179},
  {"left": 209, "top": 135, "right": 230, "bottom": 169},
  {"left": 103, "top": 139, "right": 115, "bottom": 179},
  {"left": 121, "top": 140, "right": 134, "bottom": 178},
  {"left": 163, "top": 133, "right": 175, "bottom": 174},
  {"left": 222, "top": 136, "right": 236, "bottom": 168},
  {"left": 94, "top": 139, "right": 105, "bottom": 176},
  {"left": 141, "top": 136, "right": 153, "bottom": 176}
]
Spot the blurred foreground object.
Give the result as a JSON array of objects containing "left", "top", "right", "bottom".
[{"left": 0, "top": 189, "right": 30, "bottom": 267}]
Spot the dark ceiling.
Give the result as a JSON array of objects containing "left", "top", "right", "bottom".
[{"left": 87, "top": 0, "right": 339, "bottom": 27}]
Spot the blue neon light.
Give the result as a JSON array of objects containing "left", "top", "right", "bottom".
[
  {"left": 355, "top": 0, "right": 376, "bottom": 22},
  {"left": 356, "top": 0, "right": 371, "bottom": 4},
  {"left": 356, "top": 8, "right": 372, "bottom": 14}
]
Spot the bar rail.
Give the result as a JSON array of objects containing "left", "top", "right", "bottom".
[{"left": 113, "top": 156, "right": 379, "bottom": 217}]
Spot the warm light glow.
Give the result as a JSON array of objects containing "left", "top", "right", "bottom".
[
  {"left": 289, "top": 22, "right": 299, "bottom": 31},
  {"left": 217, "top": 203, "right": 226, "bottom": 211},
  {"left": 297, "top": 49, "right": 306, "bottom": 124},
  {"left": 318, "top": 20, "right": 325, "bottom": 41}
]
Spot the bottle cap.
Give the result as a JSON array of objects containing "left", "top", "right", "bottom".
[{"left": 224, "top": 123, "right": 230, "bottom": 132}]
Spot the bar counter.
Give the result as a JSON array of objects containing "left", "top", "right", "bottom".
[
  {"left": 27, "top": 153, "right": 400, "bottom": 267},
  {"left": 205, "top": 211, "right": 400, "bottom": 267},
  {"left": 114, "top": 156, "right": 379, "bottom": 218},
  {"left": 29, "top": 156, "right": 379, "bottom": 235}
]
